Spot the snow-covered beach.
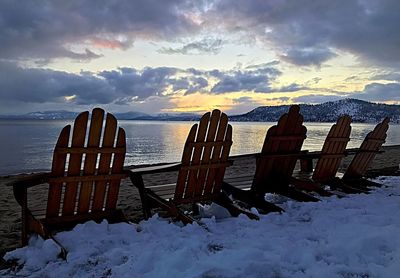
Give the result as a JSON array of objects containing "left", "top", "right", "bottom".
[
  {"left": 1, "top": 146, "right": 400, "bottom": 277},
  {"left": 2, "top": 175, "right": 400, "bottom": 277}
]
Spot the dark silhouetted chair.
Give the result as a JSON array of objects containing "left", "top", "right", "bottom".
[
  {"left": 130, "top": 109, "right": 258, "bottom": 224},
  {"left": 342, "top": 117, "right": 390, "bottom": 188},
  {"left": 223, "top": 105, "right": 318, "bottom": 213},
  {"left": 9, "top": 108, "right": 129, "bottom": 257}
]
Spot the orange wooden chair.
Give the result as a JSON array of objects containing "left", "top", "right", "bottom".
[
  {"left": 130, "top": 109, "right": 258, "bottom": 224},
  {"left": 291, "top": 115, "right": 358, "bottom": 195},
  {"left": 342, "top": 117, "right": 390, "bottom": 188},
  {"left": 9, "top": 108, "right": 129, "bottom": 257},
  {"left": 223, "top": 105, "right": 318, "bottom": 213}
]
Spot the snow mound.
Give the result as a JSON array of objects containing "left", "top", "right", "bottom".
[{"left": 2, "top": 176, "right": 400, "bottom": 277}]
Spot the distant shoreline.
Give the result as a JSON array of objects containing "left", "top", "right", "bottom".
[
  {"left": 1, "top": 99, "right": 400, "bottom": 123},
  {"left": 0, "top": 118, "right": 397, "bottom": 124}
]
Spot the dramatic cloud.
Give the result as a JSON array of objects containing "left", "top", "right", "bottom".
[
  {"left": 99, "top": 67, "right": 180, "bottom": 100},
  {"left": 210, "top": 64, "right": 281, "bottom": 93},
  {"left": 2, "top": 1, "right": 400, "bottom": 114},
  {"left": 352, "top": 83, "right": 400, "bottom": 102},
  {"left": 0, "top": 61, "right": 281, "bottom": 107},
  {"left": 275, "top": 83, "right": 307, "bottom": 92},
  {"left": 207, "top": 0, "right": 400, "bottom": 66},
  {"left": 158, "top": 38, "right": 224, "bottom": 55},
  {"left": 0, "top": 62, "right": 114, "bottom": 105},
  {"left": 371, "top": 72, "right": 400, "bottom": 82},
  {"left": 279, "top": 48, "right": 337, "bottom": 67},
  {"left": 293, "top": 81, "right": 400, "bottom": 104},
  {"left": 0, "top": 0, "right": 198, "bottom": 61},
  {"left": 292, "top": 94, "right": 344, "bottom": 104},
  {"left": 2, "top": 1, "right": 399, "bottom": 68}
]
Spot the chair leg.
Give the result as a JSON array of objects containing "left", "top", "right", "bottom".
[
  {"left": 344, "top": 178, "right": 382, "bottom": 189},
  {"left": 215, "top": 193, "right": 259, "bottom": 220},
  {"left": 329, "top": 178, "right": 369, "bottom": 194},
  {"left": 144, "top": 188, "right": 194, "bottom": 224},
  {"left": 48, "top": 233, "right": 68, "bottom": 260},
  {"left": 250, "top": 195, "right": 285, "bottom": 214},
  {"left": 130, "top": 174, "right": 152, "bottom": 219},
  {"left": 276, "top": 187, "right": 320, "bottom": 202},
  {"left": 290, "top": 177, "right": 333, "bottom": 197},
  {"left": 13, "top": 185, "right": 29, "bottom": 246},
  {"left": 222, "top": 182, "right": 284, "bottom": 213}
]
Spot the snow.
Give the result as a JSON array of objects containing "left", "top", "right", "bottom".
[{"left": 2, "top": 176, "right": 400, "bottom": 277}]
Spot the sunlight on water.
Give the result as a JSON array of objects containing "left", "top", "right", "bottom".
[{"left": 0, "top": 119, "right": 399, "bottom": 175}]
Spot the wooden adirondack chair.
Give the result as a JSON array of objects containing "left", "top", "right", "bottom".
[
  {"left": 342, "top": 117, "right": 390, "bottom": 188},
  {"left": 223, "top": 105, "right": 318, "bottom": 213},
  {"left": 9, "top": 108, "right": 129, "bottom": 257},
  {"left": 291, "top": 115, "right": 360, "bottom": 195},
  {"left": 130, "top": 109, "right": 259, "bottom": 224}
]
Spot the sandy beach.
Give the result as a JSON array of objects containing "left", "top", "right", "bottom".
[{"left": 1, "top": 145, "right": 400, "bottom": 259}]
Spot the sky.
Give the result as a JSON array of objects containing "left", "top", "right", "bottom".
[{"left": 1, "top": 0, "right": 400, "bottom": 115}]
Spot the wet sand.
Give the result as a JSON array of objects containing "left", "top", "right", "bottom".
[{"left": 1, "top": 145, "right": 400, "bottom": 259}]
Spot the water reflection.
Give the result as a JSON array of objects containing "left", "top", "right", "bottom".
[
  {"left": 0, "top": 119, "right": 399, "bottom": 175},
  {"left": 230, "top": 122, "right": 273, "bottom": 156},
  {"left": 123, "top": 121, "right": 191, "bottom": 165}
]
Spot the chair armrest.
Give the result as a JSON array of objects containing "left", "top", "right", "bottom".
[
  {"left": 298, "top": 150, "right": 322, "bottom": 160},
  {"left": 129, "top": 162, "right": 182, "bottom": 176},
  {"left": 6, "top": 172, "right": 51, "bottom": 189},
  {"left": 257, "top": 150, "right": 310, "bottom": 159},
  {"left": 343, "top": 148, "right": 384, "bottom": 155}
]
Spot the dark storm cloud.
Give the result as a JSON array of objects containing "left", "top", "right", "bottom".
[
  {"left": 3, "top": 1, "right": 399, "bottom": 68},
  {"left": 0, "top": 0, "right": 197, "bottom": 61},
  {"left": 371, "top": 72, "right": 400, "bottom": 82},
  {"left": 184, "top": 77, "right": 209, "bottom": 94},
  {"left": 0, "top": 61, "right": 280, "bottom": 106},
  {"left": 210, "top": 64, "right": 281, "bottom": 93},
  {"left": 232, "top": 96, "right": 255, "bottom": 104},
  {"left": 352, "top": 83, "right": 400, "bottom": 102},
  {"left": 99, "top": 67, "right": 179, "bottom": 100},
  {"left": 0, "top": 61, "right": 114, "bottom": 104},
  {"left": 292, "top": 81, "right": 400, "bottom": 103},
  {"left": 279, "top": 48, "right": 337, "bottom": 67},
  {"left": 158, "top": 38, "right": 224, "bottom": 55},
  {"left": 208, "top": 0, "right": 400, "bottom": 66},
  {"left": 0, "top": 63, "right": 195, "bottom": 105},
  {"left": 275, "top": 83, "right": 307, "bottom": 92},
  {"left": 292, "top": 94, "right": 344, "bottom": 103}
]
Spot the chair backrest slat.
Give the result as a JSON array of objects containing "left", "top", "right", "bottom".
[
  {"left": 174, "top": 110, "right": 232, "bottom": 202},
  {"left": 252, "top": 105, "right": 307, "bottom": 193},
  {"left": 61, "top": 112, "right": 88, "bottom": 216},
  {"left": 92, "top": 113, "right": 118, "bottom": 212},
  {"left": 343, "top": 117, "right": 389, "bottom": 179},
  {"left": 46, "top": 108, "right": 126, "bottom": 219},
  {"left": 204, "top": 113, "right": 229, "bottom": 195},
  {"left": 195, "top": 110, "right": 222, "bottom": 196},
  {"left": 46, "top": 126, "right": 71, "bottom": 217},
  {"left": 312, "top": 116, "right": 351, "bottom": 182},
  {"left": 78, "top": 108, "right": 104, "bottom": 214},
  {"left": 174, "top": 125, "right": 197, "bottom": 200},
  {"left": 183, "top": 112, "right": 210, "bottom": 199},
  {"left": 212, "top": 124, "right": 232, "bottom": 193},
  {"left": 106, "top": 127, "right": 126, "bottom": 210}
]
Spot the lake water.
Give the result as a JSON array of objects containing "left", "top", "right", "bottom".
[{"left": 0, "top": 120, "right": 399, "bottom": 176}]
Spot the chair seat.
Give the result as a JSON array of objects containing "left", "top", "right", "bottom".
[{"left": 41, "top": 209, "right": 126, "bottom": 230}]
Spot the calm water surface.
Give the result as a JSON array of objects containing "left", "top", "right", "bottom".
[{"left": 0, "top": 120, "right": 399, "bottom": 175}]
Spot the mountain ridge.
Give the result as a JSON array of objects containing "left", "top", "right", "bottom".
[
  {"left": 1, "top": 99, "right": 399, "bottom": 123},
  {"left": 230, "top": 99, "right": 400, "bottom": 123}
]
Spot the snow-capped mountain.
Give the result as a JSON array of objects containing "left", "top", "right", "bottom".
[
  {"left": 1, "top": 99, "right": 399, "bottom": 123},
  {"left": 229, "top": 99, "right": 400, "bottom": 123}
]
